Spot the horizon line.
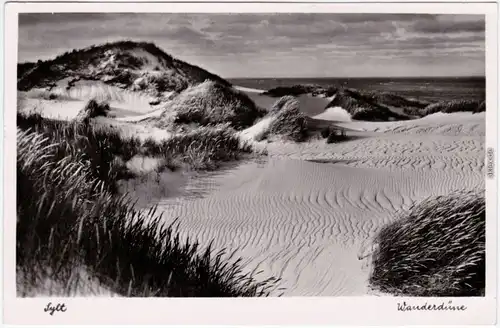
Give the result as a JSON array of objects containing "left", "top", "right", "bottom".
[{"left": 226, "top": 75, "right": 486, "bottom": 79}]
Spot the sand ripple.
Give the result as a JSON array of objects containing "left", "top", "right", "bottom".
[{"left": 148, "top": 148, "right": 483, "bottom": 296}]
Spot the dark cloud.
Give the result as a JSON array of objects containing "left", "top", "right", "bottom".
[
  {"left": 19, "top": 13, "right": 116, "bottom": 25},
  {"left": 411, "top": 17, "right": 485, "bottom": 34}
]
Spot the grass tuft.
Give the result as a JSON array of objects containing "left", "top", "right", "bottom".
[
  {"left": 160, "top": 80, "right": 264, "bottom": 130},
  {"left": 142, "top": 126, "right": 254, "bottom": 171},
  {"left": 74, "top": 99, "right": 111, "bottom": 123},
  {"left": 421, "top": 99, "right": 485, "bottom": 116},
  {"left": 322, "top": 126, "right": 348, "bottom": 144},
  {"left": 267, "top": 96, "right": 309, "bottom": 142},
  {"left": 369, "top": 190, "right": 485, "bottom": 296}
]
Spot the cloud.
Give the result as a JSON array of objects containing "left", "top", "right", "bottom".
[
  {"left": 18, "top": 13, "right": 485, "bottom": 77},
  {"left": 410, "top": 16, "right": 485, "bottom": 34}
]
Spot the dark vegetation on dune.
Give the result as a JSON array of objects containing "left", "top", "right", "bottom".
[
  {"left": 260, "top": 96, "right": 351, "bottom": 143},
  {"left": 265, "top": 85, "right": 415, "bottom": 121},
  {"left": 264, "top": 96, "right": 309, "bottom": 142},
  {"left": 17, "top": 41, "right": 230, "bottom": 94},
  {"left": 262, "top": 84, "right": 338, "bottom": 98},
  {"left": 327, "top": 88, "right": 412, "bottom": 121},
  {"left": 366, "top": 91, "right": 429, "bottom": 111},
  {"left": 18, "top": 112, "right": 140, "bottom": 194},
  {"left": 321, "top": 126, "right": 349, "bottom": 144},
  {"left": 18, "top": 111, "right": 254, "bottom": 186},
  {"left": 369, "top": 190, "right": 485, "bottom": 297},
  {"left": 416, "top": 99, "right": 486, "bottom": 117},
  {"left": 18, "top": 62, "right": 37, "bottom": 78},
  {"left": 476, "top": 100, "right": 486, "bottom": 113},
  {"left": 17, "top": 111, "right": 280, "bottom": 297},
  {"left": 142, "top": 126, "right": 254, "bottom": 171},
  {"left": 166, "top": 81, "right": 266, "bottom": 130},
  {"left": 74, "top": 99, "right": 111, "bottom": 123},
  {"left": 264, "top": 84, "right": 485, "bottom": 120}
]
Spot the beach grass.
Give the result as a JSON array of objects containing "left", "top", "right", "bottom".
[
  {"left": 16, "top": 116, "right": 280, "bottom": 297},
  {"left": 18, "top": 110, "right": 255, "bottom": 183},
  {"left": 266, "top": 96, "right": 309, "bottom": 142},
  {"left": 369, "top": 190, "right": 485, "bottom": 296},
  {"left": 161, "top": 80, "right": 265, "bottom": 130},
  {"left": 422, "top": 99, "right": 485, "bottom": 116},
  {"left": 74, "top": 99, "right": 111, "bottom": 123},
  {"left": 142, "top": 125, "right": 254, "bottom": 171}
]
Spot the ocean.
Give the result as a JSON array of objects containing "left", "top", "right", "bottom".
[{"left": 229, "top": 77, "right": 485, "bottom": 103}]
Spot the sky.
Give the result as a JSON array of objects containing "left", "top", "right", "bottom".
[{"left": 18, "top": 13, "right": 485, "bottom": 78}]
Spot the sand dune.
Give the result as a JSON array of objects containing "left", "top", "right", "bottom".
[
  {"left": 119, "top": 108, "right": 484, "bottom": 296},
  {"left": 312, "top": 106, "right": 352, "bottom": 122},
  {"left": 109, "top": 91, "right": 484, "bottom": 296},
  {"left": 20, "top": 83, "right": 485, "bottom": 296},
  {"left": 238, "top": 116, "right": 275, "bottom": 142},
  {"left": 234, "top": 85, "right": 266, "bottom": 93},
  {"left": 19, "top": 97, "right": 87, "bottom": 120},
  {"left": 20, "top": 82, "right": 158, "bottom": 120},
  {"left": 335, "top": 112, "right": 485, "bottom": 136},
  {"left": 140, "top": 154, "right": 483, "bottom": 296}
]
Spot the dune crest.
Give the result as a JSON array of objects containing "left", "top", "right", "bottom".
[{"left": 313, "top": 106, "right": 352, "bottom": 122}]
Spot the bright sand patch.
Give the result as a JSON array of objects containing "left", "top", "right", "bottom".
[
  {"left": 233, "top": 85, "right": 266, "bottom": 93},
  {"left": 312, "top": 106, "right": 352, "bottom": 122},
  {"left": 122, "top": 112, "right": 484, "bottom": 296},
  {"left": 19, "top": 82, "right": 158, "bottom": 120}
]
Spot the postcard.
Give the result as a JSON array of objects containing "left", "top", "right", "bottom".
[{"left": 3, "top": 1, "right": 498, "bottom": 325}]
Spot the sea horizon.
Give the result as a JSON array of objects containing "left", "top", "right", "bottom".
[
  {"left": 229, "top": 76, "right": 485, "bottom": 102},
  {"left": 227, "top": 75, "right": 485, "bottom": 79}
]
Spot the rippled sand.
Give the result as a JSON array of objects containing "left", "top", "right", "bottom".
[{"left": 123, "top": 109, "right": 484, "bottom": 296}]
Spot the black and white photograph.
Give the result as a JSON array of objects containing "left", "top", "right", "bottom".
[{"left": 3, "top": 2, "right": 498, "bottom": 325}]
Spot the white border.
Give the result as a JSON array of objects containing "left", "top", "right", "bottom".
[{"left": 3, "top": 2, "right": 498, "bottom": 326}]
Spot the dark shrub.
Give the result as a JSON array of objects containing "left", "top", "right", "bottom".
[
  {"left": 474, "top": 100, "right": 486, "bottom": 113},
  {"left": 422, "top": 99, "right": 483, "bottom": 116},
  {"left": 326, "top": 127, "right": 347, "bottom": 144},
  {"left": 267, "top": 96, "right": 309, "bottom": 142},
  {"left": 74, "top": 99, "right": 111, "bottom": 123},
  {"left": 320, "top": 126, "right": 331, "bottom": 139},
  {"left": 326, "top": 88, "right": 410, "bottom": 121},
  {"left": 369, "top": 190, "right": 485, "bottom": 296},
  {"left": 168, "top": 81, "right": 263, "bottom": 130}
]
